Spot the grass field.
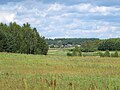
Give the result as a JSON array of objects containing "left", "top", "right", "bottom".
[
  {"left": 0, "top": 50, "right": 120, "bottom": 90},
  {"left": 48, "top": 48, "right": 120, "bottom": 57}
]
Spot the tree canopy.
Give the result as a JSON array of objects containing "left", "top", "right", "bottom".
[
  {"left": 0, "top": 22, "right": 48, "bottom": 55},
  {"left": 98, "top": 38, "right": 120, "bottom": 51},
  {"left": 46, "top": 38, "right": 99, "bottom": 45}
]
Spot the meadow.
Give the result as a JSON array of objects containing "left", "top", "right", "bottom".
[{"left": 0, "top": 49, "right": 120, "bottom": 90}]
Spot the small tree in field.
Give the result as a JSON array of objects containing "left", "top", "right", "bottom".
[
  {"left": 67, "top": 52, "right": 73, "bottom": 56},
  {"left": 67, "top": 46, "right": 82, "bottom": 57},
  {"left": 73, "top": 49, "right": 77, "bottom": 56},
  {"left": 111, "top": 51, "right": 119, "bottom": 57},
  {"left": 72, "top": 46, "right": 82, "bottom": 56},
  {"left": 114, "top": 51, "right": 119, "bottom": 57},
  {"left": 104, "top": 50, "right": 110, "bottom": 57},
  {"left": 78, "top": 50, "right": 82, "bottom": 56}
]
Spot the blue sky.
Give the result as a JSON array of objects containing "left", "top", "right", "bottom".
[{"left": 0, "top": 0, "right": 120, "bottom": 39}]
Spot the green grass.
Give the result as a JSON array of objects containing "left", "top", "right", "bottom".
[
  {"left": 0, "top": 51, "right": 120, "bottom": 90},
  {"left": 48, "top": 48, "right": 68, "bottom": 56},
  {"left": 48, "top": 48, "right": 120, "bottom": 57}
]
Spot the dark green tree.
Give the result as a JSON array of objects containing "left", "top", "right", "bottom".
[
  {"left": 0, "top": 22, "right": 48, "bottom": 55},
  {"left": 104, "top": 50, "right": 110, "bottom": 57},
  {"left": 98, "top": 38, "right": 120, "bottom": 51},
  {"left": 111, "top": 51, "right": 119, "bottom": 57},
  {"left": 72, "top": 46, "right": 82, "bottom": 56}
]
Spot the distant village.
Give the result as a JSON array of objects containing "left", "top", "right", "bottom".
[{"left": 49, "top": 44, "right": 81, "bottom": 48}]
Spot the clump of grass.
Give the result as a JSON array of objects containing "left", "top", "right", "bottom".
[{"left": 22, "top": 78, "right": 28, "bottom": 90}]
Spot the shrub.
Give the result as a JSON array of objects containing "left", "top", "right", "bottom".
[
  {"left": 104, "top": 50, "right": 110, "bottom": 57},
  {"left": 67, "top": 52, "right": 73, "bottom": 56},
  {"left": 73, "top": 49, "right": 77, "bottom": 56},
  {"left": 68, "top": 49, "right": 73, "bottom": 51},
  {"left": 78, "top": 50, "right": 82, "bottom": 56},
  {"left": 73, "top": 46, "right": 82, "bottom": 56},
  {"left": 114, "top": 51, "right": 119, "bottom": 57},
  {"left": 98, "top": 52, "right": 105, "bottom": 57},
  {"left": 67, "top": 46, "right": 82, "bottom": 57},
  {"left": 111, "top": 51, "right": 119, "bottom": 57}
]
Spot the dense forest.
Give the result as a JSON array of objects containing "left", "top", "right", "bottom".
[
  {"left": 46, "top": 38, "right": 99, "bottom": 45},
  {"left": 98, "top": 38, "right": 120, "bottom": 51},
  {"left": 81, "top": 38, "right": 120, "bottom": 52},
  {"left": 0, "top": 22, "right": 48, "bottom": 55}
]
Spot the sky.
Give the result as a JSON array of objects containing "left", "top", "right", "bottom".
[{"left": 0, "top": 0, "right": 120, "bottom": 39}]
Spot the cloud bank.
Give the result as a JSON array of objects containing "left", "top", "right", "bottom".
[{"left": 0, "top": 0, "right": 120, "bottom": 38}]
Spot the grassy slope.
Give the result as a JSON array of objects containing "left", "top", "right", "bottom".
[{"left": 0, "top": 51, "right": 120, "bottom": 90}]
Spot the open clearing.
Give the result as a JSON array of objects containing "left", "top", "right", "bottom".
[{"left": 0, "top": 52, "right": 120, "bottom": 90}]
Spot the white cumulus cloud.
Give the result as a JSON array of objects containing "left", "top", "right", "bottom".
[
  {"left": 0, "top": 0, "right": 120, "bottom": 38},
  {"left": 0, "top": 11, "right": 16, "bottom": 22}
]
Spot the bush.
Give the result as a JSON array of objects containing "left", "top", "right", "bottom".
[
  {"left": 104, "top": 50, "right": 110, "bottom": 57},
  {"left": 114, "top": 51, "right": 119, "bottom": 57},
  {"left": 98, "top": 51, "right": 110, "bottom": 57},
  {"left": 67, "top": 46, "right": 82, "bottom": 57},
  {"left": 78, "top": 50, "right": 82, "bottom": 56},
  {"left": 67, "top": 52, "right": 73, "bottom": 56},
  {"left": 68, "top": 49, "right": 73, "bottom": 51},
  {"left": 72, "top": 46, "right": 82, "bottom": 56},
  {"left": 98, "top": 52, "right": 105, "bottom": 57},
  {"left": 111, "top": 51, "right": 119, "bottom": 57},
  {"left": 73, "top": 49, "right": 77, "bottom": 56}
]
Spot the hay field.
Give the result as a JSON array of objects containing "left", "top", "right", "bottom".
[{"left": 0, "top": 52, "right": 120, "bottom": 90}]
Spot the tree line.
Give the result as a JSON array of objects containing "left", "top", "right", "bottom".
[
  {"left": 46, "top": 38, "right": 99, "bottom": 45},
  {"left": 76, "top": 38, "right": 120, "bottom": 52},
  {"left": 0, "top": 22, "right": 48, "bottom": 55},
  {"left": 48, "top": 38, "right": 120, "bottom": 52},
  {"left": 98, "top": 38, "right": 120, "bottom": 51}
]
